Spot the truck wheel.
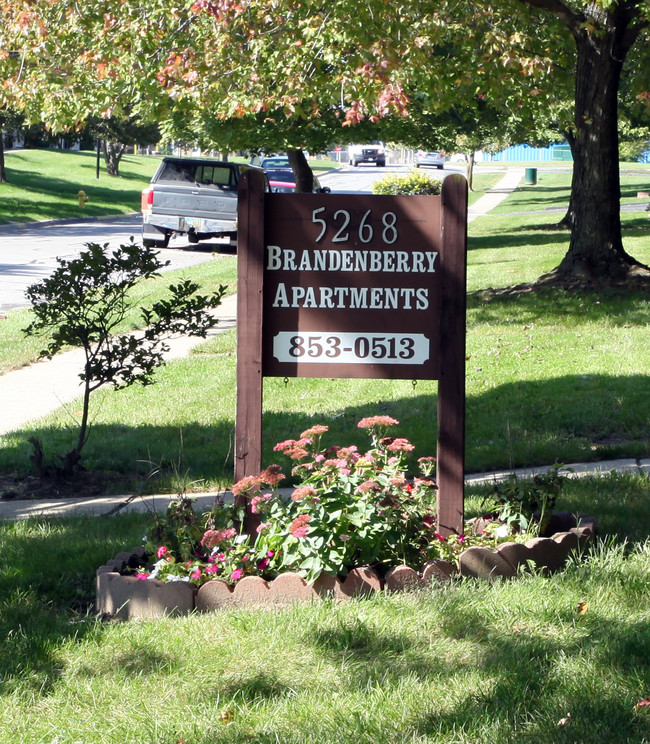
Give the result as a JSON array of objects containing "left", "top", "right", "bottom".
[
  {"left": 352, "top": 159, "right": 358, "bottom": 167},
  {"left": 377, "top": 160, "right": 385, "bottom": 167},
  {"left": 143, "top": 233, "right": 170, "bottom": 249}
]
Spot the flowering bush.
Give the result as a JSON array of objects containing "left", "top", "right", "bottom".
[
  {"left": 136, "top": 417, "right": 536, "bottom": 587},
  {"left": 237, "top": 416, "right": 442, "bottom": 582}
]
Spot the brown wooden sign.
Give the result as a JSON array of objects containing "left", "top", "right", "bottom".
[
  {"left": 263, "top": 194, "right": 441, "bottom": 380},
  {"left": 236, "top": 171, "right": 467, "bottom": 536}
]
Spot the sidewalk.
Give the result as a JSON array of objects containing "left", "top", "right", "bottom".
[
  {"left": 1, "top": 457, "right": 648, "bottom": 521},
  {"left": 0, "top": 294, "right": 237, "bottom": 436}
]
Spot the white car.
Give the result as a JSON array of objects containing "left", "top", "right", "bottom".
[
  {"left": 349, "top": 143, "right": 386, "bottom": 167},
  {"left": 415, "top": 150, "right": 445, "bottom": 169}
]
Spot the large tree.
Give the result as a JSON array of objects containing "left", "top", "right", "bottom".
[{"left": 515, "top": 0, "right": 649, "bottom": 282}]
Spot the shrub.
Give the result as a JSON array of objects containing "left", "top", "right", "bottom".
[{"left": 372, "top": 171, "right": 442, "bottom": 196}]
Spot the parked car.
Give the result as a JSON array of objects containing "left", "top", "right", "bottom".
[
  {"left": 415, "top": 150, "right": 445, "bottom": 169},
  {"left": 141, "top": 157, "right": 269, "bottom": 248},
  {"left": 348, "top": 142, "right": 386, "bottom": 167},
  {"left": 260, "top": 156, "right": 291, "bottom": 168},
  {"left": 266, "top": 168, "right": 331, "bottom": 194}
]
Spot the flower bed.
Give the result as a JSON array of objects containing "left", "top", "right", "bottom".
[
  {"left": 96, "top": 523, "right": 595, "bottom": 620},
  {"left": 95, "top": 416, "right": 596, "bottom": 619}
]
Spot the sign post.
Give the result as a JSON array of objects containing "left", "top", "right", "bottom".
[{"left": 235, "top": 171, "right": 467, "bottom": 535}]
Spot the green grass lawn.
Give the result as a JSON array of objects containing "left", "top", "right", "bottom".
[{"left": 0, "top": 149, "right": 161, "bottom": 223}]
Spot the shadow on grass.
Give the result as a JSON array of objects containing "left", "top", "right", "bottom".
[
  {"left": 0, "top": 512, "right": 150, "bottom": 695},
  {"left": 303, "top": 579, "right": 650, "bottom": 743},
  {"left": 467, "top": 284, "right": 650, "bottom": 325},
  {"left": 0, "top": 373, "right": 647, "bottom": 497}
]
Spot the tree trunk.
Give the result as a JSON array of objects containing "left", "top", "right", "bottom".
[
  {"left": 102, "top": 140, "right": 127, "bottom": 176},
  {"left": 0, "top": 130, "right": 7, "bottom": 184},
  {"left": 533, "top": 0, "right": 648, "bottom": 283},
  {"left": 557, "top": 130, "right": 576, "bottom": 229},
  {"left": 466, "top": 152, "right": 475, "bottom": 191},
  {"left": 287, "top": 149, "right": 314, "bottom": 193}
]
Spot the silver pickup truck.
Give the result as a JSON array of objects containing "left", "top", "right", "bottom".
[{"left": 140, "top": 157, "right": 268, "bottom": 248}]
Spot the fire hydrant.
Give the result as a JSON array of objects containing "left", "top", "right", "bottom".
[{"left": 78, "top": 190, "right": 89, "bottom": 208}]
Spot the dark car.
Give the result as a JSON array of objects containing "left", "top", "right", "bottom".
[{"left": 266, "top": 168, "right": 331, "bottom": 194}]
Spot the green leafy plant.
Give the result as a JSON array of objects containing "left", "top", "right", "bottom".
[
  {"left": 23, "top": 239, "right": 226, "bottom": 476},
  {"left": 372, "top": 171, "right": 442, "bottom": 195},
  {"left": 480, "top": 465, "right": 566, "bottom": 534}
]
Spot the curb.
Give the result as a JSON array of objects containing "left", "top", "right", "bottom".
[{"left": 0, "top": 212, "right": 140, "bottom": 234}]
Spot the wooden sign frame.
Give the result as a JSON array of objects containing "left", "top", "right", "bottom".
[{"left": 235, "top": 171, "right": 467, "bottom": 536}]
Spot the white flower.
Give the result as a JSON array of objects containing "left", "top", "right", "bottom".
[{"left": 495, "top": 524, "right": 510, "bottom": 538}]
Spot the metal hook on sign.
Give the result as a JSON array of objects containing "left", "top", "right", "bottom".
[
  {"left": 284, "top": 376, "right": 289, "bottom": 388},
  {"left": 412, "top": 379, "right": 418, "bottom": 390}
]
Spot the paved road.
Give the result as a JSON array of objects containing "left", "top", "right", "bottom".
[{"left": 0, "top": 214, "right": 222, "bottom": 312}]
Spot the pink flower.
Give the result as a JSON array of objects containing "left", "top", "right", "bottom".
[
  {"left": 231, "top": 475, "right": 261, "bottom": 496},
  {"left": 191, "top": 568, "right": 202, "bottom": 580},
  {"left": 256, "top": 521, "right": 271, "bottom": 533},
  {"left": 357, "top": 415, "right": 399, "bottom": 429},
  {"left": 250, "top": 493, "right": 271, "bottom": 513},
  {"left": 231, "top": 568, "right": 243, "bottom": 581},
  {"left": 356, "top": 480, "right": 381, "bottom": 493},
  {"left": 273, "top": 438, "right": 297, "bottom": 452},
  {"left": 156, "top": 546, "right": 168, "bottom": 559},
  {"left": 433, "top": 531, "right": 446, "bottom": 543},
  {"left": 289, "top": 514, "right": 311, "bottom": 538},
  {"left": 385, "top": 437, "right": 415, "bottom": 453},
  {"left": 300, "top": 424, "right": 329, "bottom": 438},
  {"left": 291, "top": 486, "right": 317, "bottom": 501},
  {"left": 257, "top": 557, "right": 270, "bottom": 569},
  {"left": 201, "top": 528, "right": 237, "bottom": 548},
  {"left": 266, "top": 550, "right": 274, "bottom": 558},
  {"left": 136, "top": 572, "right": 150, "bottom": 580},
  {"left": 205, "top": 564, "right": 219, "bottom": 574},
  {"left": 259, "top": 464, "right": 286, "bottom": 486}
]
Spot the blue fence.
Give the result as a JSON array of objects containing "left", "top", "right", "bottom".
[
  {"left": 485, "top": 143, "right": 572, "bottom": 162},
  {"left": 487, "top": 143, "right": 650, "bottom": 164}
]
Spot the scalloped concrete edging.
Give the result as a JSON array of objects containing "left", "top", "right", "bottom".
[{"left": 96, "top": 525, "right": 595, "bottom": 620}]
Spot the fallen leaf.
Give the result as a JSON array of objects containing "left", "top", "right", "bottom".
[
  {"left": 635, "top": 699, "right": 650, "bottom": 709},
  {"left": 219, "top": 708, "right": 235, "bottom": 724},
  {"left": 556, "top": 713, "right": 572, "bottom": 727},
  {"left": 576, "top": 601, "right": 589, "bottom": 615}
]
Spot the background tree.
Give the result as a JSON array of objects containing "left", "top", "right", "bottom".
[
  {"left": 24, "top": 240, "right": 226, "bottom": 477},
  {"left": 88, "top": 115, "right": 161, "bottom": 176},
  {"left": 0, "top": 109, "right": 24, "bottom": 183}
]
